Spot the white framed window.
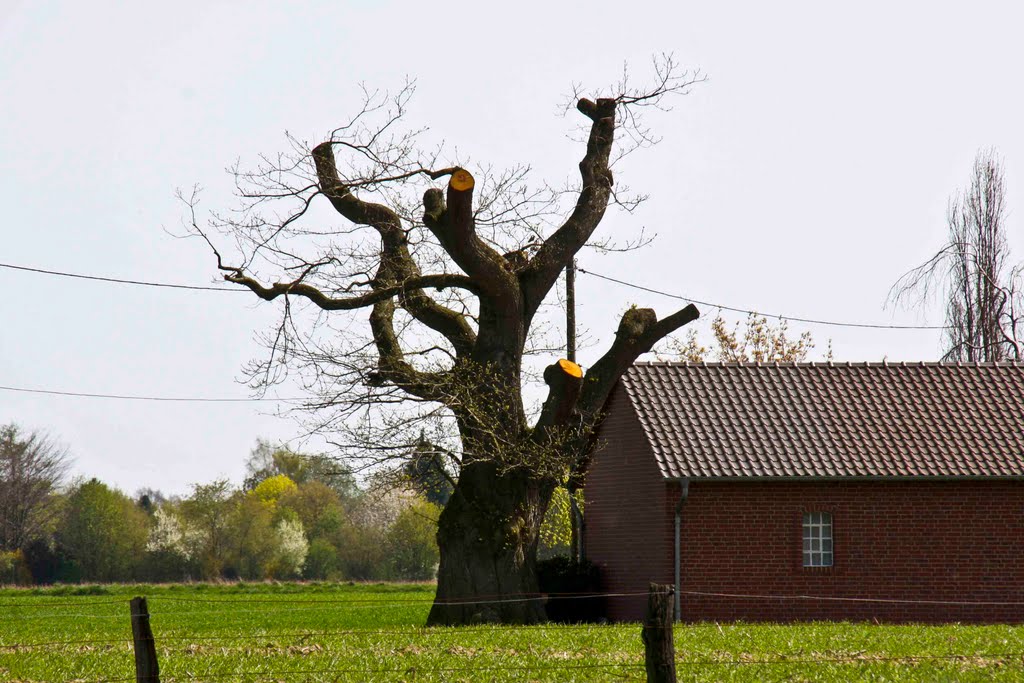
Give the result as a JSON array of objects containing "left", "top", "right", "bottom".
[{"left": 802, "top": 512, "right": 833, "bottom": 567}]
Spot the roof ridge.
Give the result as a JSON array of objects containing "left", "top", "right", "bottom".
[
  {"left": 614, "top": 359, "right": 1024, "bottom": 479},
  {"left": 633, "top": 360, "right": 1024, "bottom": 368}
]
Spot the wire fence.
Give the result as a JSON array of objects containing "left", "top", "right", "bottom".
[
  {"left": 0, "top": 590, "right": 644, "bottom": 620},
  {"left": 679, "top": 589, "right": 1024, "bottom": 607},
  {"left": 85, "top": 662, "right": 647, "bottom": 683},
  {"left": 4, "top": 588, "right": 1024, "bottom": 681}
]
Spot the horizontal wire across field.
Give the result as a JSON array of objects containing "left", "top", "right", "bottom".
[
  {"left": 680, "top": 590, "right": 1024, "bottom": 606},
  {"left": 0, "top": 597, "right": 128, "bottom": 608},
  {"left": 8, "top": 588, "right": 1024, "bottom": 619},
  {"left": 0, "top": 590, "right": 644, "bottom": 621},
  {"left": 0, "top": 621, "right": 636, "bottom": 650},
  {"left": 84, "top": 662, "right": 646, "bottom": 683},
  {"left": 73, "top": 653, "right": 1024, "bottom": 683},
  {"left": 152, "top": 590, "right": 641, "bottom": 604}
]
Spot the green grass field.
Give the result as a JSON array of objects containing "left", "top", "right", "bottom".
[{"left": 2, "top": 583, "right": 1024, "bottom": 682}]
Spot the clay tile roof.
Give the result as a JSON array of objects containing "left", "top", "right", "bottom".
[{"left": 618, "top": 361, "right": 1024, "bottom": 479}]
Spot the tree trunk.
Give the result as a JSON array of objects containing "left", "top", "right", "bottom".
[{"left": 428, "top": 462, "right": 554, "bottom": 625}]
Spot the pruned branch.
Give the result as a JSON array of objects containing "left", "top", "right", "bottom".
[
  {"left": 578, "top": 304, "right": 700, "bottom": 423},
  {"left": 421, "top": 169, "right": 518, "bottom": 299},
  {"left": 311, "top": 142, "right": 477, "bottom": 356},
  {"left": 535, "top": 359, "right": 584, "bottom": 429},
  {"left": 521, "top": 97, "right": 617, "bottom": 316},
  {"left": 312, "top": 142, "right": 408, "bottom": 238},
  {"left": 521, "top": 56, "right": 704, "bottom": 318}
]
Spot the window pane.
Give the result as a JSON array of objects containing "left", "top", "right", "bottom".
[{"left": 802, "top": 511, "right": 833, "bottom": 567}]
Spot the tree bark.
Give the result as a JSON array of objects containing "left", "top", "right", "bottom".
[
  {"left": 428, "top": 462, "right": 554, "bottom": 625},
  {"left": 428, "top": 305, "right": 698, "bottom": 625}
]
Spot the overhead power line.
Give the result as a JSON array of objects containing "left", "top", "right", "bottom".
[
  {"left": 0, "top": 385, "right": 303, "bottom": 403},
  {"left": 0, "top": 259, "right": 948, "bottom": 330},
  {"left": 577, "top": 267, "right": 950, "bottom": 331},
  {"left": 0, "top": 262, "right": 242, "bottom": 293}
]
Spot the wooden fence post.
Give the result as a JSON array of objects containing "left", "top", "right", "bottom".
[
  {"left": 130, "top": 596, "right": 160, "bottom": 683},
  {"left": 642, "top": 583, "right": 676, "bottom": 683}
]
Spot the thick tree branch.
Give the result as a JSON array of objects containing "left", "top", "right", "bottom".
[
  {"left": 579, "top": 303, "right": 700, "bottom": 423},
  {"left": 368, "top": 297, "right": 450, "bottom": 403},
  {"left": 311, "top": 143, "right": 477, "bottom": 356},
  {"left": 527, "top": 359, "right": 585, "bottom": 471},
  {"left": 224, "top": 271, "right": 480, "bottom": 310},
  {"left": 520, "top": 98, "right": 617, "bottom": 316},
  {"left": 535, "top": 359, "right": 584, "bottom": 429},
  {"left": 422, "top": 170, "right": 518, "bottom": 299},
  {"left": 552, "top": 303, "right": 699, "bottom": 486},
  {"left": 312, "top": 143, "right": 406, "bottom": 239}
]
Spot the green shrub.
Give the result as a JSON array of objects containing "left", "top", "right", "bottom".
[
  {"left": 537, "top": 556, "right": 604, "bottom": 623},
  {"left": 384, "top": 498, "right": 439, "bottom": 580},
  {"left": 304, "top": 538, "right": 339, "bottom": 580},
  {"left": 0, "top": 549, "right": 32, "bottom": 585}
]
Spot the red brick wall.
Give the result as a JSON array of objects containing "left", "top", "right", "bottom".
[
  {"left": 679, "top": 480, "right": 1024, "bottom": 623},
  {"left": 583, "top": 388, "right": 675, "bottom": 621}
]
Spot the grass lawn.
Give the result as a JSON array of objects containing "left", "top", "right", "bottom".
[{"left": 2, "top": 582, "right": 1024, "bottom": 681}]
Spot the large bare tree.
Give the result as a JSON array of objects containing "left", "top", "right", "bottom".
[
  {"left": 891, "top": 150, "right": 1023, "bottom": 361},
  {"left": 0, "top": 424, "right": 69, "bottom": 552},
  {"left": 189, "top": 59, "right": 702, "bottom": 624}
]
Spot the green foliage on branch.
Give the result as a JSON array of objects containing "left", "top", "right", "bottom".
[{"left": 538, "top": 486, "right": 582, "bottom": 559}]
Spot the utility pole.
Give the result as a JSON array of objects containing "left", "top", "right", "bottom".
[
  {"left": 566, "top": 259, "right": 584, "bottom": 563},
  {"left": 567, "top": 258, "right": 577, "bottom": 364}
]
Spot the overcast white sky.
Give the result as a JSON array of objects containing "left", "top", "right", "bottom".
[{"left": 2, "top": 1, "right": 1023, "bottom": 496}]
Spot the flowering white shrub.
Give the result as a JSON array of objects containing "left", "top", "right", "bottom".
[
  {"left": 147, "top": 507, "right": 185, "bottom": 557},
  {"left": 147, "top": 506, "right": 203, "bottom": 560},
  {"left": 274, "top": 517, "right": 308, "bottom": 577}
]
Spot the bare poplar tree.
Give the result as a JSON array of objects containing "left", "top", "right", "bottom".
[
  {"left": 188, "top": 58, "right": 703, "bottom": 624},
  {"left": 0, "top": 424, "right": 69, "bottom": 551},
  {"left": 891, "top": 150, "right": 1023, "bottom": 361}
]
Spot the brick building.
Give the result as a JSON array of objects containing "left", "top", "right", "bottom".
[{"left": 584, "top": 362, "right": 1024, "bottom": 622}]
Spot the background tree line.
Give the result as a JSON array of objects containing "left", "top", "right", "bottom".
[
  {"left": 0, "top": 309, "right": 827, "bottom": 589},
  {"left": 0, "top": 429, "right": 573, "bottom": 585}
]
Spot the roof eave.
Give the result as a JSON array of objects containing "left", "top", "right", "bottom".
[{"left": 663, "top": 475, "right": 1024, "bottom": 483}]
